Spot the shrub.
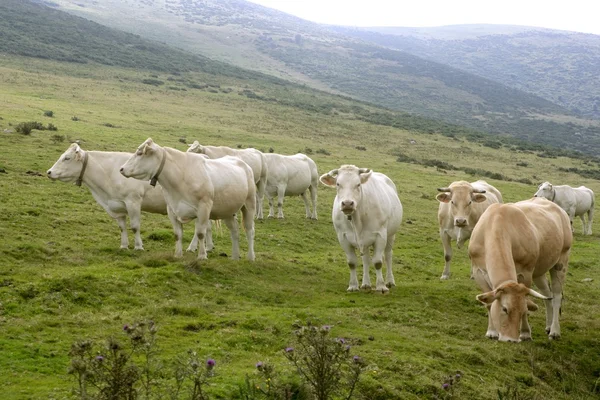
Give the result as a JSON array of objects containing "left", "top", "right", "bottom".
[
  {"left": 142, "top": 78, "right": 164, "bottom": 86},
  {"left": 15, "top": 121, "right": 45, "bottom": 135},
  {"left": 47, "top": 123, "right": 58, "bottom": 131},
  {"left": 72, "top": 116, "right": 80, "bottom": 121},
  {"left": 50, "top": 134, "right": 65, "bottom": 144},
  {"left": 316, "top": 149, "right": 331, "bottom": 156},
  {"left": 355, "top": 146, "right": 367, "bottom": 151},
  {"left": 302, "top": 148, "right": 313, "bottom": 155},
  {"left": 44, "top": 110, "right": 54, "bottom": 117}
]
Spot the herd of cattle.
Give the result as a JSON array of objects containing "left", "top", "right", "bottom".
[{"left": 46, "top": 139, "right": 596, "bottom": 343}]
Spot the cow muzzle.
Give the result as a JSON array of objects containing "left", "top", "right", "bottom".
[
  {"left": 340, "top": 200, "right": 355, "bottom": 215},
  {"left": 454, "top": 218, "right": 468, "bottom": 227}
]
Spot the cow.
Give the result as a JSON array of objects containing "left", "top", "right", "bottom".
[
  {"left": 534, "top": 181, "right": 594, "bottom": 235},
  {"left": 469, "top": 197, "right": 572, "bottom": 342},
  {"left": 320, "top": 165, "right": 402, "bottom": 292},
  {"left": 187, "top": 141, "right": 268, "bottom": 219},
  {"left": 47, "top": 143, "right": 210, "bottom": 252},
  {"left": 120, "top": 138, "right": 256, "bottom": 261},
  {"left": 264, "top": 152, "right": 318, "bottom": 219},
  {"left": 436, "top": 180, "right": 503, "bottom": 280}
]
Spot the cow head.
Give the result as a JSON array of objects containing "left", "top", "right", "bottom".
[
  {"left": 187, "top": 141, "right": 205, "bottom": 154},
  {"left": 120, "top": 138, "right": 164, "bottom": 184},
  {"left": 477, "top": 282, "right": 550, "bottom": 342},
  {"left": 534, "top": 181, "right": 553, "bottom": 200},
  {"left": 46, "top": 143, "right": 86, "bottom": 183},
  {"left": 436, "top": 181, "right": 487, "bottom": 227},
  {"left": 320, "top": 165, "right": 372, "bottom": 216}
]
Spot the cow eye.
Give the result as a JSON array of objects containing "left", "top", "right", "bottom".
[
  {"left": 63, "top": 157, "right": 70, "bottom": 161},
  {"left": 502, "top": 306, "right": 508, "bottom": 314},
  {"left": 356, "top": 183, "right": 361, "bottom": 188},
  {"left": 468, "top": 200, "right": 472, "bottom": 205},
  {"left": 450, "top": 201, "right": 455, "bottom": 205}
]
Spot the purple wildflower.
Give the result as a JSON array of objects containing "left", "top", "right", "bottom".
[
  {"left": 123, "top": 324, "right": 130, "bottom": 331},
  {"left": 338, "top": 338, "right": 346, "bottom": 344},
  {"left": 256, "top": 361, "right": 264, "bottom": 369},
  {"left": 206, "top": 359, "right": 216, "bottom": 369},
  {"left": 95, "top": 355, "right": 104, "bottom": 362},
  {"left": 442, "top": 383, "right": 450, "bottom": 390},
  {"left": 321, "top": 325, "right": 331, "bottom": 331},
  {"left": 353, "top": 355, "right": 360, "bottom": 363},
  {"left": 285, "top": 347, "right": 294, "bottom": 353}
]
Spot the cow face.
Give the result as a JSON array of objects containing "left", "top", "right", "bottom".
[
  {"left": 436, "top": 183, "right": 487, "bottom": 227},
  {"left": 534, "top": 182, "right": 553, "bottom": 200},
  {"left": 477, "top": 282, "right": 549, "bottom": 342},
  {"left": 320, "top": 165, "right": 372, "bottom": 216},
  {"left": 120, "top": 138, "right": 162, "bottom": 181},
  {"left": 46, "top": 143, "right": 85, "bottom": 182},
  {"left": 187, "top": 141, "right": 205, "bottom": 154}
]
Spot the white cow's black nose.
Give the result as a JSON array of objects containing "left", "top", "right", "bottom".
[
  {"left": 119, "top": 167, "right": 124, "bottom": 173},
  {"left": 46, "top": 170, "right": 51, "bottom": 175}
]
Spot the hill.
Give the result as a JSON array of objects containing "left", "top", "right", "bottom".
[
  {"left": 335, "top": 24, "right": 600, "bottom": 119},
  {"left": 1, "top": 52, "right": 600, "bottom": 399},
  {"left": 45, "top": 0, "right": 600, "bottom": 154}
]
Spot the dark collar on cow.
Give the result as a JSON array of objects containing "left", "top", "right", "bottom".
[
  {"left": 150, "top": 149, "right": 167, "bottom": 187},
  {"left": 75, "top": 151, "right": 89, "bottom": 187},
  {"left": 551, "top": 187, "right": 556, "bottom": 202}
]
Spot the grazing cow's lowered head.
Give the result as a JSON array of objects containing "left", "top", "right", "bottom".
[
  {"left": 47, "top": 143, "right": 87, "bottom": 185},
  {"left": 476, "top": 281, "right": 550, "bottom": 343},
  {"left": 534, "top": 181, "right": 554, "bottom": 200},
  {"left": 320, "top": 165, "right": 371, "bottom": 216},
  {"left": 436, "top": 181, "right": 487, "bottom": 228},
  {"left": 120, "top": 138, "right": 165, "bottom": 186},
  {"left": 186, "top": 141, "right": 205, "bottom": 154}
]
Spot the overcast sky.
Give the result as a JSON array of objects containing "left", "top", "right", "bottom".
[{"left": 247, "top": 0, "right": 600, "bottom": 35}]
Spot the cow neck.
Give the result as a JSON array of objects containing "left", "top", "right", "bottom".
[
  {"left": 347, "top": 205, "right": 365, "bottom": 255},
  {"left": 148, "top": 147, "right": 184, "bottom": 192},
  {"left": 550, "top": 187, "right": 556, "bottom": 202},
  {"left": 150, "top": 147, "right": 167, "bottom": 187},
  {"left": 75, "top": 151, "right": 89, "bottom": 187}
]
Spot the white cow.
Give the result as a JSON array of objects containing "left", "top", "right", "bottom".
[
  {"left": 320, "top": 165, "right": 403, "bottom": 292},
  {"left": 47, "top": 144, "right": 208, "bottom": 252},
  {"left": 534, "top": 181, "right": 594, "bottom": 235},
  {"left": 436, "top": 180, "right": 503, "bottom": 280},
  {"left": 187, "top": 141, "right": 268, "bottom": 219},
  {"left": 264, "top": 153, "right": 318, "bottom": 219},
  {"left": 120, "top": 138, "right": 256, "bottom": 261}
]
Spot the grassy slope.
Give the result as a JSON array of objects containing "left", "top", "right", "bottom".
[
  {"left": 48, "top": 0, "right": 600, "bottom": 155},
  {"left": 1, "top": 56, "right": 600, "bottom": 399}
]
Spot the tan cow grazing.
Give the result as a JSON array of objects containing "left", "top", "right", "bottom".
[
  {"left": 120, "top": 138, "right": 256, "bottom": 261},
  {"left": 264, "top": 153, "right": 318, "bottom": 219},
  {"left": 436, "top": 180, "right": 503, "bottom": 280},
  {"left": 187, "top": 141, "right": 268, "bottom": 219},
  {"left": 469, "top": 197, "right": 572, "bottom": 342},
  {"left": 320, "top": 165, "right": 402, "bottom": 292}
]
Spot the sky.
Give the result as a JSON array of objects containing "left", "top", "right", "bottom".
[{"left": 247, "top": 0, "right": 600, "bottom": 35}]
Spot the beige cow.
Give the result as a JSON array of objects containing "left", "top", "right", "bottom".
[
  {"left": 436, "top": 180, "right": 503, "bottom": 280},
  {"left": 469, "top": 197, "right": 572, "bottom": 342},
  {"left": 120, "top": 138, "right": 256, "bottom": 261}
]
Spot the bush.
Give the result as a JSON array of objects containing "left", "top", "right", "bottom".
[
  {"left": 15, "top": 121, "right": 45, "bottom": 135},
  {"left": 47, "top": 123, "right": 58, "bottom": 131},
  {"left": 142, "top": 78, "right": 164, "bottom": 86},
  {"left": 50, "top": 134, "right": 65, "bottom": 144},
  {"left": 355, "top": 146, "right": 367, "bottom": 151},
  {"left": 71, "top": 116, "right": 80, "bottom": 121},
  {"left": 44, "top": 110, "right": 54, "bottom": 117},
  {"left": 316, "top": 149, "right": 331, "bottom": 156}
]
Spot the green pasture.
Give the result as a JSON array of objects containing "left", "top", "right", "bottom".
[{"left": 0, "top": 57, "right": 599, "bottom": 399}]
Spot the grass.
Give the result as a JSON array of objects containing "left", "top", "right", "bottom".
[{"left": 0, "top": 56, "right": 599, "bottom": 399}]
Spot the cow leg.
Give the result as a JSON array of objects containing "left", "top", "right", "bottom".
[
  {"left": 267, "top": 193, "right": 275, "bottom": 218},
  {"left": 371, "top": 234, "right": 389, "bottom": 293},
  {"left": 567, "top": 209, "right": 576, "bottom": 233},
  {"left": 547, "top": 266, "right": 566, "bottom": 340},
  {"left": 126, "top": 204, "right": 144, "bottom": 250},
  {"left": 276, "top": 185, "right": 285, "bottom": 218},
  {"left": 440, "top": 231, "right": 452, "bottom": 280},
  {"left": 300, "top": 191, "right": 311, "bottom": 219},
  {"left": 241, "top": 204, "right": 256, "bottom": 261},
  {"left": 384, "top": 234, "right": 396, "bottom": 288},
  {"left": 115, "top": 215, "right": 129, "bottom": 249},
  {"left": 586, "top": 207, "right": 594, "bottom": 235},
  {"left": 167, "top": 206, "right": 184, "bottom": 258},
  {"left": 223, "top": 216, "right": 240, "bottom": 260},
  {"left": 360, "top": 250, "right": 372, "bottom": 290},
  {"left": 309, "top": 183, "right": 318, "bottom": 220},
  {"left": 532, "top": 275, "right": 553, "bottom": 336},
  {"left": 519, "top": 313, "right": 532, "bottom": 342},
  {"left": 473, "top": 268, "right": 498, "bottom": 339},
  {"left": 187, "top": 220, "right": 213, "bottom": 252},
  {"left": 256, "top": 179, "right": 266, "bottom": 220},
  {"left": 340, "top": 234, "right": 359, "bottom": 291}
]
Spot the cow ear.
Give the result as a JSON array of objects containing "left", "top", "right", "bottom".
[
  {"left": 359, "top": 169, "right": 372, "bottom": 184},
  {"left": 319, "top": 173, "right": 336, "bottom": 188},
  {"left": 526, "top": 299, "right": 539, "bottom": 312},
  {"left": 473, "top": 193, "right": 487, "bottom": 203},
  {"left": 436, "top": 193, "right": 451, "bottom": 203},
  {"left": 476, "top": 291, "right": 498, "bottom": 305}
]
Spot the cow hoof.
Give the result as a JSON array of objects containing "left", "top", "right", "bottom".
[
  {"left": 377, "top": 286, "right": 390, "bottom": 294},
  {"left": 134, "top": 246, "right": 144, "bottom": 251},
  {"left": 174, "top": 252, "right": 183, "bottom": 258},
  {"left": 548, "top": 333, "right": 561, "bottom": 340},
  {"left": 486, "top": 331, "right": 499, "bottom": 340},
  {"left": 545, "top": 327, "right": 551, "bottom": 334},
  {"left": 360, "top": 284, "right": 372, "bottom": 290},
  {"left": 120, "top": 245, "right": 129, "bottom": 250},
  {"left": 440, "top": 275, "right": 450, "bottom": 280},
  {"left": 385, "top": 282, "right": 396, "bottom": 288},
  {"left": 186, "top": 247, "right": 197, "bottom": 252},
  {"left": 519, "top": 335, "right": 532, "bottom": 342},
  {"left": 347, "top": 286, "right": 359, "bottom": 292}
]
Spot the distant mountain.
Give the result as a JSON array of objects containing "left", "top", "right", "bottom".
[
  {"left": 334, "top": 25, "right": 600, "bottom": 119},
  {"left": 14, "top": 0, "right": 600, "bottom": 154}
]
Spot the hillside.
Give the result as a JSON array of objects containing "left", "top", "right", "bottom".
[
  {"left": 45, "top": 0, "right": 600, "bottom": 155},
  {"left": 335, "top": 25, "right": 600, "bottom": 119},
  {"left": 2, "top": 52, "right": 600, "bottom": 399}
]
